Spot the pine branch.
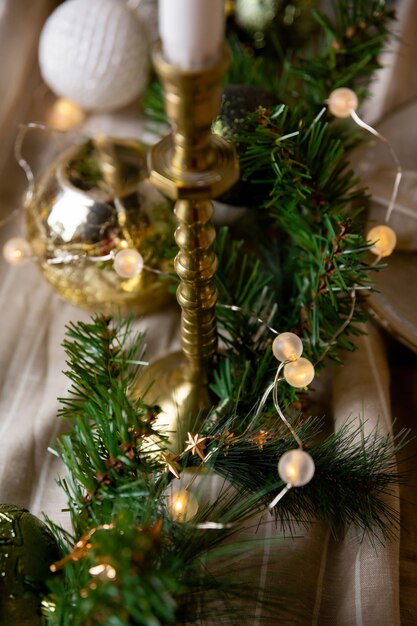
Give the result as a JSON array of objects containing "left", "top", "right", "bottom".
[
  {"left": 286, "top": 2, "right": 396, "bottom": 107},
  {"left": 45, "top": 318, "right": 292, "bottom": 625},
  {"left": 221, "top": 104, "right": 378, "bottom": 363},
  {"left": 202, "top": 413, "right": 407, "bottom": 542},
  {"left": 44, "top": 316, "right": 409, "bottom": 625},
  {"left": 54, "top": 317, "right": 164, "bottom": 526}
]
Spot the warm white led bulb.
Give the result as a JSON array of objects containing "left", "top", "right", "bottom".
[
  {"left": 113, "top": 248, "right": 144, "bottom": 278},
  {"left": 278, "top": 449, "right": 315, "bottom": 487},
  {"left": 48, "top": 97, "right": 85, "bottom": 131},
  {"left": 328, "top": 87, "right": 358, "bottom": 118},
  {"left": 284, "top": 357, "right": 315, "bottom": 388},
  {"left": 88, "top": 563, "right": 117, "bottom": 580},
  {"left": 272, "top": 332, "right": 303, "bottom": 362},
  {"left": 367, "top": 224, "right": 397, "bottom": 258},
  {"left": 3, "top": 237, "right": 32, "bottom": 266},
  {"left": 167, "top": 490, "right": 199, "bottom": 523}
]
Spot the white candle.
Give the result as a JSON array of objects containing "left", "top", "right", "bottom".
[{"left": 159, "top": 0, "right": 225, "bottom": 70}]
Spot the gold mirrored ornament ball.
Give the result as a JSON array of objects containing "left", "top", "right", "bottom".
[{"left": 26, "top": 137, "right": 175, "bottom": 315}]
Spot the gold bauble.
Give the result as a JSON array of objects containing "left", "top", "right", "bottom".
[{"left": 26, "top": 137, "right": 175, "bottom": 315}]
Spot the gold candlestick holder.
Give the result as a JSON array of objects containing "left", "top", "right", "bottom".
[{"left": 132, "top": 43, "right": 239, "bottom": 453}]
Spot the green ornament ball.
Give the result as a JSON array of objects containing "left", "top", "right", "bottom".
[
  {"left": 230, "top": 0, "right": 318, "bottom": 54},
  {"left": 213, "top": 84, "right": 277, "bottom": 208},
  {"left": 0, "top": 504, "right": 60, "bottom": 626},
  {"left": 234, "top": 0, "right": 280, "bottom": 35}
]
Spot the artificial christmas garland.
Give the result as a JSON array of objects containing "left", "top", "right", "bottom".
[{"left": 42, "top": 314, "right": 405, "bottom": 625}]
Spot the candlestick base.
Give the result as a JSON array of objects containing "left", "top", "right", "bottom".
[
  {"left": 131, "top": 352, "right": 213, "bottom": 455},
  {"left": 150, "top": 134, "right": 239, "bottom": 200}
]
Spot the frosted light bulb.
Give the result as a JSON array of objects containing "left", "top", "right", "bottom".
[
  {"left": 89, "top": 563, "right": 117, "bottom": 580},
  {"left": 48, "top": 97, "right": 85, "bottom": 131},
  {"left": 167, "top": 490, "right": 199, "bottom": 522},
  {"left": 284, "top": 357, "right": 315, "bottom": 388},
  {"left": 272, "top": 332, "right": 303, "bottom": 362},
  {"left": 278, "top": 449, "right": 315, "bottom": 487},
  {"left": 367, "top": 224, "right": 397, "bottom": 258},
  {"left": 113, "top": 249, "right": 144, "bottom": 278},
  {"left": 3, "top": 237, "right": 32, "bottom": 266},
  {"left": 328, "top": 87, "right": 358, "bottom": 118}
]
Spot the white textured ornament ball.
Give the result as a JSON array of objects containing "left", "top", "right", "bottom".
[
  {"left": 367, "top": 224, "right": 397, "bottom": 258},
  {"left": 113, "top": 249, "right": 144, "bottom": 279},
  {"left": 39, "top": 0, "right": 148, "bottom": 111},
  {"left": 278, "top": 449, "right": 315, "bottom": 487},
  {"left": 284, "top": 357, "right": 315, "bottom": 388},
  {"left": 3, "top": 237, "right": 32, "bottom": 266},
  {"left": 328, "top": 87, "right": 358, "bottom": 118},
  {"left": 132, "top": 0, "right": 159, "bottom": 45},
  {"left": 272, "top": 332, "right": 303, "bottom": 362}
]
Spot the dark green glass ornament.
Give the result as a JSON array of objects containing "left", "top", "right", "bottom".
[
  {"left": 213, "top": 84, "right": 277, "bottom": 208},
  {"left": 229, "top": 0, "right": 318, "bottom": 55},
  {"left": 0, "top": 504, "right": 60, "bottom": 626}
]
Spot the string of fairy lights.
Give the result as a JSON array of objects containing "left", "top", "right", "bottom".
[
  {"left": 2, "top": 87, "right": 398, "bottom": 275},
  {"left": 1, "top": 87, "right": 402, "bottom": 524},
  {"left": 159, "top": 88, "right": 402, "bottom": 523}
]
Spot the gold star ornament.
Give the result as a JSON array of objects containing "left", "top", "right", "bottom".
[{"left": 183, "top": 432, "right": 207, "bottom": 461}]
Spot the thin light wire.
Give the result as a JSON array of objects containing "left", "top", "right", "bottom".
[
  {"left": 14, "top": 122, "right": 48, "bottom": 206},
  {"left": 14, "top": 122, "right": 83, "bottom": 207},
  {"left": 249, "top": 364, "right": 303, "bottom": 448},
  {"left": 272, "top": 363, "right": 303, "bottom": 448},
  {"left": 0, "top": 208, "right": 21, "bottom": 229},
  {"left": 252, "top": 382, "right": 275, "bottom": 423},
  {"left": 350, "top": 109, "right": 402, "bottom": 223},
  {"left": 0, "top": 123, "right": 51, "bottom": 232},
  {"left": 315, "top": 289, "right": 357, "bottom": 366},
  {"left": 268, "top": 484, "right": 291, "bottom": 509},
  {"left": 45, "top": 249, "right": 175, "bottom": 278},
  {"left": 217, "top": 303, "right": 279, "bottom": 335}
]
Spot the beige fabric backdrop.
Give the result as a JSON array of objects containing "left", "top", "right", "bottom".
[{"left": 0, "top": 1, "right": 416, "bottom": 624}]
